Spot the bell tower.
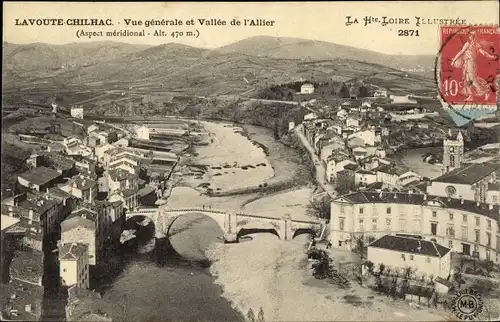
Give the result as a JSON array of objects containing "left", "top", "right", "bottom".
[{"left": 442, "top": 129, "right": 464, "bottom": 174}]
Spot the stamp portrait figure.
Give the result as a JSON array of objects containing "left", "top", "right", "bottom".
[{"left": 450, "top": 30, "right": 498, "bottom": 102}]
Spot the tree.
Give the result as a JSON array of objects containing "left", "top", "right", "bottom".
[
  {"left": 339, "top": 83, "right": 350, "bottom": 98},
  {"left": 307, "top": 196, "right": 331, "bottom": 220},
  {"left": 257, "top": 307, "right": 265, "bottom": 322},
  {"left": 247, "top": 309, "right": 256, "bottom": 322},
  {"left": 353, "top": 235, "right": 367, "bottom": 259}
]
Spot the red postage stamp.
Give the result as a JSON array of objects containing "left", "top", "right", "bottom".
[{"left": 439, "top": 25, "right": 500, "bottom": 107}]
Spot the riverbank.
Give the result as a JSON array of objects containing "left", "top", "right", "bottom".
[{"left": 206, "top": 235, "right": 449, "bottom": 321}]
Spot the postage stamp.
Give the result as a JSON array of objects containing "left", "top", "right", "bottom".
[
  {"left": 450, "top": 288, "right": 484, "bottom": 320},
  {"left": 438, "top": 25, "right": 500, "bottom": 125}
]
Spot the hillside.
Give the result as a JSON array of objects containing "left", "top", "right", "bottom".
[
  {"left": 2, "top": 41, "right": 151, "bottom": 72},
  {"left": 2, "top": 42, "right": 435, "bottom": 97},
  {"left": 215, "top": 36, "right": 435, "bottom": 73}
]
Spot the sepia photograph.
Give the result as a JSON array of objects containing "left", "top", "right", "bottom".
[{"left": 1, "top": 1, "right": 500, "bottom": 321}]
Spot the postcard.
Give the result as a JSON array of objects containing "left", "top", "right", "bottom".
[{"left": 2, "top": 1, "right": 500, "bottom": 322}]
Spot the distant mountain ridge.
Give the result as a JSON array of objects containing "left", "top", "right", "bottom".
[
  {"left": 215, "top": 36, "right": 435, "bottom": 71},
  {"left": 3, "top": 36, "right": 435, "bottom": 73}
]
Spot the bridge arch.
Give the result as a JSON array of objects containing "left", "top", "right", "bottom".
[{"left": 292, "top": 228, "right": 316, "bottom": 240}]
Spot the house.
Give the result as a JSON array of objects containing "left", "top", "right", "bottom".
[
  {"left": 336, "top": 109, "right": 348, "bottom": 120},
  {"left": 18, "top": 167, "right": 62, "bottom": 193},
  {"left": 352, "top": 146, "right": 368, "bottom": 161},
  {"left": 135, "top": 125, "right": 150, "bottom": 140},
  {"left": 60, "top": 175, "right": 97, "bottom": 203},
  {"left": 487, "top": 183, "right": 500, "bottom": 205},
  {"left": 108, "top": 188, "right": 138, "bottom": 211},
  {"left": 87, "top": 124, "right": 99, "bottom": 135},
  {"left": 70, "top": 106, "right": 84, "bottom": 119},
  {"left": 59, "top": 243, "right": 89, "bottom": 289},
  {"left": 330, "top": 190, "right": 500, "bottom": 261},
  {"left": 94, "top": 144, "right": 115, "bottom": 163},
  {"left": 61, "top": 207, "right": 102, "bottom": 266},
  {"left": 325, "top": 152, "right": 352, "bottom": 183},
  {"left": 374, "top": 89, "right": 388, "bottom": 98},
  {"left": 426, "top": 162, "right": 500, "bottom": 203},
  {"left": 106, "top": 168, "right": 137, "bottom": 195},
  {"left": 349, "top": 129, "right": 378, "bottom": 146},
  {"left": 374, "top": 163, "right": 421, "bottom": 190},
  {"left": 65, "top": 286, "right": 112, "bottom": 322},
  {"left": 303, "top": 112, "right": 318, "bottom": 121},
  {"left": 355, "top": 170, "right": 377, "bottom": 186},
  {"left": 346, "top": 115, "right": 362, "bottom": 128},
  {"left": 1, "top": 192, "right": 64, "bottom": 250},
  {"left": 26, "top": 153, "right": 76, "bottom": 178},
  {"left": 368, "top": 235, "right": 452, "bottom": 279},
  {"left": 300, "top": 83, "right": 315, "bottom": 94}
]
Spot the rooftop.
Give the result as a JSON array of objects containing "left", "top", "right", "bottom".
[
  {"left": 18, "top": 167, "right": 61, "bottom": 187},
  {"left": 373, "top": 163, "right": 412, "bottom": 176},
  {"left": 59, "top": 243, "right": 88, "bottom": 261},
  {"left": 334, "top": 191, "right": 500, "bottom": 221},
  {"left": 67, "top": 286, "right": 112, "bottom": 321},
  {"left": 72, "top": 175, "right": 97, "bottom": 191},
  {"left": 108, "top": 168, "right": 136, "bottom": 182},
  {"left": 432, "top": 162, "right": 500, "bottom": 185},
  {"left": 10, "top": 249, "right": 44, "bottom": 285},
  {"left": 1, "top": 215, "right": 20, "bottom": 231},
  {"left": 369, "top": 235, "right": 451, "bottom": 258},
  {"left": 67, "top": 207, "right": 97, "bottom": 222},
  {"left": 0, "top": 279, "right": 44, "bottom": 321}
]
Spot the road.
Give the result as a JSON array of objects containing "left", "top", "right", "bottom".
[{"left": 293, "top": 124, "right": 337, "bottom": 199}]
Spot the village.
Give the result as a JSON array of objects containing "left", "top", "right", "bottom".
[{"left": 1, "top": 79, "right": 500, "bottom": 321}]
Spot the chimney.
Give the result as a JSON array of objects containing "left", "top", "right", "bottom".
[
  {"left": 423, "top": 194, "right": 427, "bottom": 201},
  {"left": 28, "top": 208, "right": 34, "bottom": 224}
]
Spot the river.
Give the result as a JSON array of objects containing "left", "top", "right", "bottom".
[
  {"left": 101, "top": 214, "right": 244, "bottom": 321},
  {"left": 394, "top": 147, "right": 442, "bottom": 179}
]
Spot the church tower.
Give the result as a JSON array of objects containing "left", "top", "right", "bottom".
[{"left": 442, "top": 129, "right": 464, "bottom": 174}]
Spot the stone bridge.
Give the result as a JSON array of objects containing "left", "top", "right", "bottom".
[{"left": 126, "top": 207, "right": 326, "bottom": 242}]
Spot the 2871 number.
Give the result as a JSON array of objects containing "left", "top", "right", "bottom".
[{"left": 398, "top": 30, "right": 420, "bottom": 37}]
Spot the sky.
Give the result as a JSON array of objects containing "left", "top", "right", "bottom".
[{"left": 3, "top": 1, "right": 499, "bottom": 55}]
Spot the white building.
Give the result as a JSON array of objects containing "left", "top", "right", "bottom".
[
  {"left": 304, "top": 112, "right": 318, "bottom": 121},
  {"left": 70, "top": 106, "right": 84, "bottom": 119},
  {"left": 300, "top": 83, "right": 315, "bottom": 94},
  {"left": 367, "top": 235, "right": 452, "bottom": 279},
  {"left": 374, "top": 90, "right": 388, "bottom": 98},
  {"left": 135, "top": 126, "right": 150, "bottom": 140},
  {"left": 426, "top": 162, "right": 499, "bottom": 203},
  {"left": 330, "top": 191, "right": 500, "bottom": 262},
  {"left": 59, "top": 243, "right": 89, "bottom": 289}
]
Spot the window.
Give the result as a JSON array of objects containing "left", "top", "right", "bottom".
[
  {"left": 449, "top": 240, "right": 453, "bottom": 248},
  {"left": 359, "top": 219, "right": 364, "bottom": 231},
  {"left": 474, "top": 244, "right": 479, "bottom": 252},
  {"left": 63, "top": 268, "right": 67, "bottom": 272},
  {"left": 386, "top": 207, "right": 391, "bottom": 214},
  {"left": 449, "top": 213, "right": 454, "bottom": 220},
  {"left": 447, "top": 225, "right": 455, "bottom": 237},
  {"left": 372, "top": 219, "right": 377, "bottom": 230},
  {"left": 450, "top": 154, "right": 455, "bottom": 167},
  {"left": 487, "top": 233, "right": 491, "bottom": 247},
  {"left": 340, "top": 206, "right": 345, "bottom": 214},
  {"left": 461, "top": 227, "right": 467, "bottom": 240},
  {"left": 462, "top": 214, "right": 467, "bottom": 223},
  {"left": 493, "top": 195, "right": 499, "bottom": 204},
  {"left": 432, "top": 211, "right": 437, "bottom": 218},
  {"left": 339, "top": 218, "right": 345, "bottom": 231},
  {"left": 426, "top": 257, "right": 431, "bottom": 263},
  {"left": 475, "top": 230, "right": 480, "bottom": 243},
  {"left": 401, "top": 254, "right": 406, "bottom": 261},
  {"left": 475, "top": 217, "right": 480, "bottom": 226},
  {"left": 409, "top": 255, "right": 414, "bottom": 260},
  {"left": 386, "top": 218, "right": 392, "bottom": 229},
  {"left": 399, "top": 218, "right": 406, "bottom": 231},
  {"left": 487, "top": 220, "right": 491, "bottom": 229},
  {"left": 431, "top": 223, "right": 437, "bottom": 236},
  {"left": 359, "top": 207, "right": 364, "bottom": 214}
]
